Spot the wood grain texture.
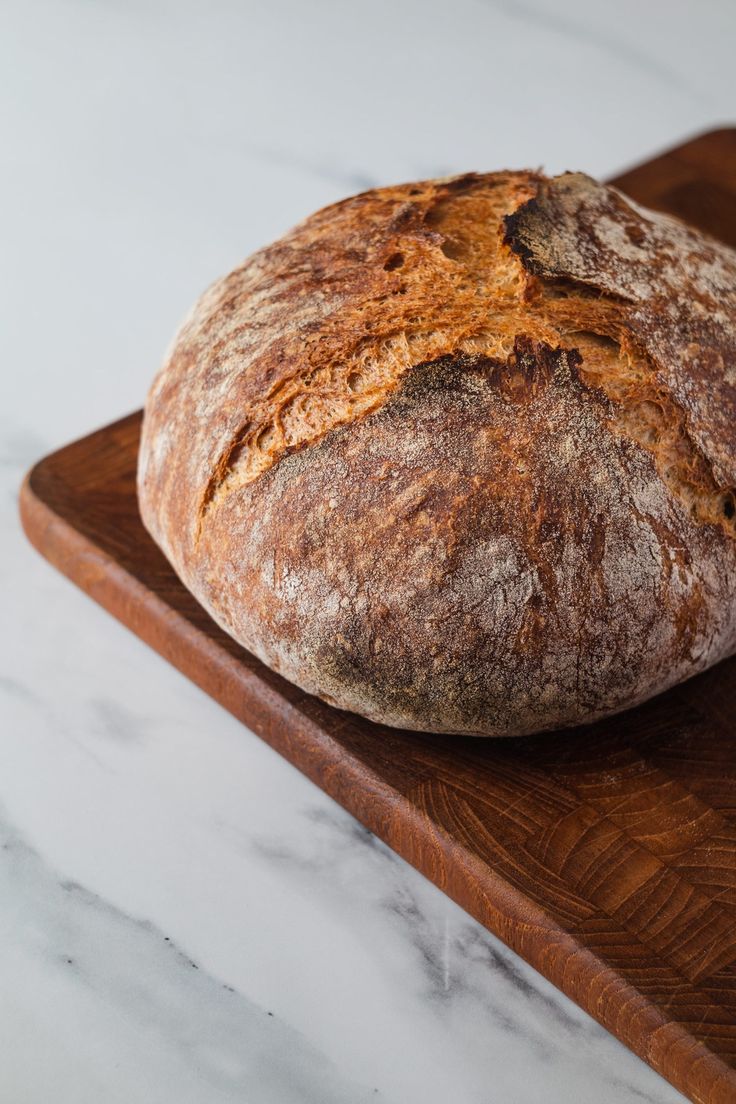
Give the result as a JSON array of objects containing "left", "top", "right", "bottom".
[{"left": 19, "top": 130, "right": 736, "bottom": 1104}]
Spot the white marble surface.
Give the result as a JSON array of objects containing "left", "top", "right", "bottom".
[{"left": 3, "top": 1, "right": 735, "bottom": 1100}]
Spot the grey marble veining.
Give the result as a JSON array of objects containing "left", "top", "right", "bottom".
[
  {"left": 237, "top": 142, "right": 383, "bottom": 194},
  {"left": 0, "top": 808, "right": 383, "bottom": 1104},
  {"left": 479, "top": 0, "right": 706, "bottom": 99},
  {"left": 4, "top": 0, "right": 734, "bottom": 1100}
]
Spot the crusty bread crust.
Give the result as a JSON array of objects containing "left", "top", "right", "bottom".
[{"left": 138, "top": 171, "right": 736, "bottom": 736}]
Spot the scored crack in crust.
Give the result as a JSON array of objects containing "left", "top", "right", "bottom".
[
  {"left": 143, "top": 172, "right": 736, "bottom": 552},
  {"left": 138, "top": 170, "right": 736, "bottom": 736},
  {"left": 197, "top": 174, "right": 547, "bottom": 532}
]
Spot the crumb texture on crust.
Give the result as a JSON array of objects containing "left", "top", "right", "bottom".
[
  {"left": 138, "top": 169, "right": 736, "bottom": 736},
  {"left": 504, "top": 172, "right": 736, "bottom": 491}
]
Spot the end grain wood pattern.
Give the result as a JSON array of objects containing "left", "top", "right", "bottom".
[{"left": 20, "top": 130, "right": 736, "bottom": 1104}]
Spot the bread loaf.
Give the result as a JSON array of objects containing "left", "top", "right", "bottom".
[{"left": 137, "top": 171, "right": 736, "bottom": 736}]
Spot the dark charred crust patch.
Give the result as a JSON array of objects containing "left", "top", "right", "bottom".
[
  {"left": 383, "top": 252, "right": 405, "bottom": 271},
  {"left": 385, "top": 339, "right": 588, "bottom": 413},
  {"left": 388, "top": 202, "right": 422, "bottom": 232},
  {"left": 442, "top": 173, "right": 483, "bottom": 194},
  {"left": 503, "top": 174, "right": 642, "bottom": 295},
  {"left": 503, "top": 200, "right": 544, "bottom": 273},
  {"left": 393, "top": 352, "right": 504, "bottom": 402},
  {"left": 512, "top": 335, "right": 583, "bottom": 381}
]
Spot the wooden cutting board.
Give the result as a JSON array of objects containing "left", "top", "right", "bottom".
[{"left": 20, "top": 130, "right": 736, "bottom": 1104}]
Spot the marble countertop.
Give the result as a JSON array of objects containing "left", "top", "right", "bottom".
[{"left": 3, "top": 2, "right": 735, "bottom": 1101}]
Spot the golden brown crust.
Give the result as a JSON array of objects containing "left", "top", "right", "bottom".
[{"left": 138, "top": 170, "right": 736, "bottom": 736}]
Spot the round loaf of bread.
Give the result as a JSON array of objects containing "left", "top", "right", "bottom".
[{"left": 138, "top": 171, "right": 736, "bottom": 736}]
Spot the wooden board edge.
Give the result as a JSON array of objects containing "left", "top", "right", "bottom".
[{"left": 610, "top": 125, "right": 736, "bottom": 187}]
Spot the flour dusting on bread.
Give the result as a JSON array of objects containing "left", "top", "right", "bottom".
[{"left": 138, "top": 170, "right": 736, "bottom": 736}]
